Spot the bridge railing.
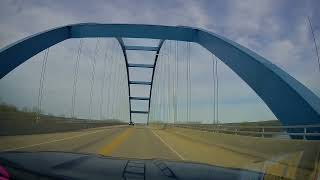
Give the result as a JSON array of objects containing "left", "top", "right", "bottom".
[{"left": 164, "top": 123, "right": 320, "bottom": 140}]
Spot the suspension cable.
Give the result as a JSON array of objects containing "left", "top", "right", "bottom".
[
  {"left": 212, "top": 54, "right": 219, "bottom": 124},
  {"left": 158, "top": 65, "right": 161, "bottom": 122},
  {"left": 154, "top": 59, "right": 160, "bottom": 122},
  {"left": 99, "top": 39, "right": 109, "bottom": 120},
  {"left": 212, "top": 54, "right": 216, "bottom": 124},
  {"left": 111, "top": 47, "right": 121, "bottom": 119},
  {"left": 71, "top": 39, "right": 83, "bottom": 120},
  {"left": 187, "top": 43, "right": 189, "bottom": 123},
  {"left": 174, "top": 41, "right": 178, "bottom": 124},
  {"left": 165, "top": 42, "right": 169, "bottom": 122},
  {"left": 162, "top": 47, "right": 166, "bottom": 122},
  {"left": 156, "top": 70, "right": 159, "bottom": 122},
  {"left": 88, "top": 38, "right": 100, "bottom": 121},
  {"left": 167, "top": 41, "right": 174, "bottom": 123},
  {"left": 215, "top": 55, "right": 219, "bottom": 124},
  {"left": 120, "top": 60, "right": 126, "bottom": 120},
  {"left": 185, "top": 43, "right": 188, "bottom": 123},
  {"left": 124, "top": 58, "right": 130, "bottom": 121},
  {"left": 166, "top": 46, "right": 170, "bottom": 123},
  {"left": 158, "top": 64, "right": 160, "bottom": 122},
  {"left": 118, "top": 65, "right": 124, "bottom": 121},
  {"left": 164, "top": 54, "right": 167, "bottom": 122},
  {"left": 161, "top": 54, "right": 165, "bottom": 122},
  {"left": 186, "top": 42, "right": 191, "bottom": 123},
  {"left": 114, "top": 54, "right": 122, "bottom": 120},
  {"left": 307, "top": 16, "right": 320, "bottom": 73},
  {"left": 39, "top": 50, "right": 49, "bottom": 113},
  {"left": 189, "top": 42, "right": 192, "bottom": 124},
  {"left": 106, "top": 40, "right": 116, "bottom": 119},
  {"left": 170, "top": 41, "right": 175, "bottom": 123},
  {"left": 121, "top": 68, "right": 127, "bottom": 121},
  {"left": 36, "top": 48, "right": 50, "bottom": 123},
  {"left": 151, "top": 69, "right": 155, "bottom": 122}
]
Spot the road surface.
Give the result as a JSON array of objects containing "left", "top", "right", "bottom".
[
  {"left": 0, "top": 125, "right": 263, "bottom": 167},
  {"left": 0, "top": 125, "right": 318, "bottom": 179},
  {"left": 0, "top": 125, "right": 180, "bottom": 160}
]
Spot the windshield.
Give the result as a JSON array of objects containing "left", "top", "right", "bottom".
[{"left": 0, "top": 1, "right": 320, "bottom": 180}]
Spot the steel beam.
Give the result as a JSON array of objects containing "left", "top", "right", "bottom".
[
  {"left": 128, "top": 63, "right": 154, "bottom": 68},
  {"left": 125, "top": 45, "right": 158, "bottom": 51},
  {"left": 131, "top": 110, "right": 149, "bottom": 114},
  {"left": 130, "top": 96, "right": 150, "bottom": 100},
  {"left": 129, "top": 81, "right": 152, "bottom": 85}
]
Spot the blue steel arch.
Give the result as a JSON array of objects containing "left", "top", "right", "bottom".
[
  {"left": 117, "top": 37, "right": 164, "bottom": 124},
  {"left": 0, "top": 23, "right": 320, "bottom": 129}
]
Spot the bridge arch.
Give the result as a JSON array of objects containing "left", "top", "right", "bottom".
[{"left": 0, "top": 23, "right": 319, "bottom": 127}]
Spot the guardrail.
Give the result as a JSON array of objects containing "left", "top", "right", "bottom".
[{"left": 164, "top": 123, "right": 320, "bottom": 140}]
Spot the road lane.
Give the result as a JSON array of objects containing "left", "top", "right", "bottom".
[
  {"left": 0, "top": 126, "right": 128, "bottom": 153},
  {"left": 151, "top": 129, "right": 185, "bottom": 160},
  {"left": 152, "top": 127, "right": 262, "bottom": 169},
  {"left": 110, "top": 126, "right": 180, "bottom": 160},
  {"left": 0, "top": 125, "right": 181, "bottom": 161},
  {"left": 99, "top": 127, "right": 134, "bottom": 155}
]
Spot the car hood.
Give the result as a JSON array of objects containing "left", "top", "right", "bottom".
[{"left": 0, "top": 151, "right": 262, "bottom": 180}]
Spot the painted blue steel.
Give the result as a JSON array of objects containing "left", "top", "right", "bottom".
[
  {"left": 147, "top": 40, "right": 165, "bottom": 125},
  {"left": 130, "top": 96, "right": 150, "bottom": 100},
  {"left": 125, "top": 45, "right": 158, "bottom": 51},
  {"left": 129, "top": 81, "right": 152, "bottom": 85},
  {"left": 0, "top": 24, "right": 320, "bottom": 138},
  {"left": 128, "top": 63, "right": 154, "bottom": 68},
  {"left": 131, "top": 110, "right": 149, "bottom": 114},
  {"left": 126, "top": 42, "right": 162, "bottom": 123}
]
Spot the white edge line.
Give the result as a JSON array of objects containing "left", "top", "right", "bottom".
[
  {"left": 151, "top": 129, "right": 185, "bottom": 160},
  {"left": 1, "top": 125, "right": 127, "bottom": 152}
]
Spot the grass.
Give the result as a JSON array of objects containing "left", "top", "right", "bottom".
[
  {"left": 0, "top": 103, "right": 126, "bottom": 135},
  {"left": 0, "top": 103, "right": 123, "bottom": 123}
]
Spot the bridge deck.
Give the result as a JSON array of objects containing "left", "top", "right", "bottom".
[{"left": 0, "top": 125, "right": 318, "bottom": 179}]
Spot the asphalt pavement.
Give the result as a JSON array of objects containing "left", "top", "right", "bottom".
[{"left": 0, "top": 125, "right": 318, "bottom": 179}]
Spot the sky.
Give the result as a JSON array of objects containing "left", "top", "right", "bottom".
[{"left": 0, "top": 0, "right": 319, "bottom": 124}]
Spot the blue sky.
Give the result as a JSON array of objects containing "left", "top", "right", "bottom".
[{"left": 0, "top": 0, "right": 319, "bottom": 123}]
